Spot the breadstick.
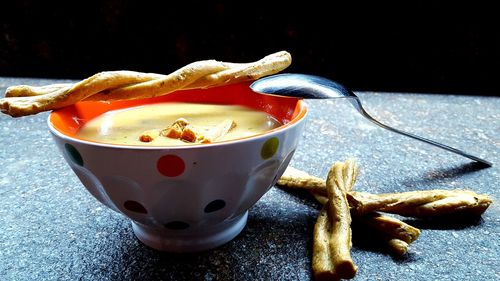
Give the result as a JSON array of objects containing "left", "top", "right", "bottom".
[
  {"left": 0, "top": 51, "right": 292, "bottom": 117},
  {"left": 350, "top": 190, "right": 492, "bottom": 217},
  {"left": 308, "top": 185, "right": 420, "bottom": 256},
  {"left": 312, "top": 207, "right": 336, "bottom": 281},
  {"left": 4, "top": 74, "right": 165, "bottom": 98},
  {"left": 277, "top": 166, "right": 326, "bottom": 195},
  {"left": 5, "top": 51, "right": 291, "bottom": 98},
  {"left": 387, "top": 239, "right": 409, "bottom": 256},
  {"left": 311, "top": 192, "right": 329, "bottom": 206},
  {"left": 340, "top": 159, "right": 358, "bottom": 192},
  {"left": 305, "top": 160, "right": 420, "bottom": 257},
  {"left": 358, "top": 212, "right": 420, "bottom": 244},
  {"left": 312, "top": 162, "right": 357, "bottom": 280},
  {"left": 5, "top": 83, "right": 73, "bottom": 97},
  {"left": 84, "top": 60, "right": 229, "bottom": 101},
  {"left": 185, "top": 51, "right": 292, "bottom": 89},
  {"left": 276, "top": 167, "right": 492, "bottom": 217},
  {"left": 277, "top": 159, "right": 357, "bottom": 195},
  {"left": 1, "top": 70, "right": 173, "bottom": 117},
  {"left": 356, "top": 212, "right": 420, "bottom": 256}
]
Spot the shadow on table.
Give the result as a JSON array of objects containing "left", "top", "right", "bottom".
[
  {"left": 350, "top": 220, "right": 418, "bottom": 263},
  {"left": 96, "top": 209, "right": 317, "bottom": 281},
  {"left": 402, "top": 215, "right": 485, "bottom": 230},
  {"left": 350, "top": 213, "right": 486, "bottom": 264},
  {"left": 400, "top": 161, "right": 491, "bottom": 187}
]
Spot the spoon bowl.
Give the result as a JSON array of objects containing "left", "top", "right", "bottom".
[{"left": 251, "top": 73, "right": 492, "bottom": 167}]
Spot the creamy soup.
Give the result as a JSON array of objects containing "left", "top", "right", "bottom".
[{"left": 77, "top": 102, "right": 282, "bottom": 146}]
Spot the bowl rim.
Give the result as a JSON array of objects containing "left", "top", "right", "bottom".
[{"left": 47, "top": 86, "right": 308, "bottom": 150}]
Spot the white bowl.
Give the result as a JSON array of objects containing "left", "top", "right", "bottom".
[{"left": 48, "top": 82, "right": 307, "bottom": 252}]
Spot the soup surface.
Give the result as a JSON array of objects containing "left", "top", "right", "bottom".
[{"left": 77, "top": 102, "right": 282, "bottom": 146}]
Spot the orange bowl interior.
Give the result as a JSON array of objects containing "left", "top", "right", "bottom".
[{"left": 49, "top": 81, "right": 306, "bottom": 139}]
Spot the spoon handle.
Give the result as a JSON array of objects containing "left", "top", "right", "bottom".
[{"left": 347, "top": 97, "right": 493, "bottom": 167}]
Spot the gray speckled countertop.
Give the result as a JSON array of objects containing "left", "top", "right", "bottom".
[{"left": 0, "top": 77, "right": 498, "bottom": 281}]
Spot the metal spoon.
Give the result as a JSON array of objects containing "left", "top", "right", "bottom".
[{"left": 250, "top": 73, "right": 492, "bottom": 167}]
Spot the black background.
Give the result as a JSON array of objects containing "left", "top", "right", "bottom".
[{"left": 1, "top": 1, "right": 498, "bottom": 95}]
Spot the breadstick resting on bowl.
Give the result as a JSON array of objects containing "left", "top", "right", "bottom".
[{"left": 0, "top": 51, "right": 291, "bottom": 117}]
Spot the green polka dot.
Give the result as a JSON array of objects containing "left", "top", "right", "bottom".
[
  {"left": 261, "top": 137, "right": 279, "bottom": 159},
  {"left": 65, "top": 143, "right": 83, "bottom": 166}
]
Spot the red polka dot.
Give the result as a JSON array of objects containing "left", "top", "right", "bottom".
[{"left": 157, "top": 154, "right": 185, "bottom": 177}]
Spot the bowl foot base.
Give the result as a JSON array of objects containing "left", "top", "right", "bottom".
[{"left": 131, "top": 211, "right": 248, "bottom": 252}]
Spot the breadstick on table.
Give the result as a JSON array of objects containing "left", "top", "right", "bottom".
[
  {"left": 277, "top": 158, "right": 357, "bottom": 196},
  {"left": 0, "top": 51, "right": 292, "bottom": 117},
  {"left": 387, "top": 239, "right": 410, "bottom": 256},
  {"left": 276, "top": 167, "right": 492, "bottom": 217},
  {"left": 341, "top": 159, "right": 358, "bottom": 192},
  {"left": 333, "top": 161, "right": 419, "bottom": 256},
  {"left": 311, "top": 192, "right": 329, "bottom": 206},
  {"left": 310, "top": 196, "right": 421, "bottom": 256},
  {"left": 277, "top": 166, "right": 327, "bottom": 195},
  {"left": 333, "top": 162, "right": 420, "bottom": 256},
  {"left": 350, "top": 189, "right": 492, "bottom": 217},
  {"left": 278, "top": 162, "right": 420, "bottom": 257},
  {"left": 313, "top": 207, "right": 336, "bottom": 280},
  {"left": 375, "top": 213, "right": 420, "bottom": 249},
  {"left": 312, "top": 162, "right": 357, "bottom": 280},
  {"left": 357, "top": 212, "right": 421, "bottom": 256}
]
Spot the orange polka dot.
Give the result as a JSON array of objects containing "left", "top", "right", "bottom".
[{"left": 157, "top": 154, "right": 185, "bottom": 177}]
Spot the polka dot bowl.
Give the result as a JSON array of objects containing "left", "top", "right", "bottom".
[{"left": 48, "top": 81, "right": 307, "bottom": 252}]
